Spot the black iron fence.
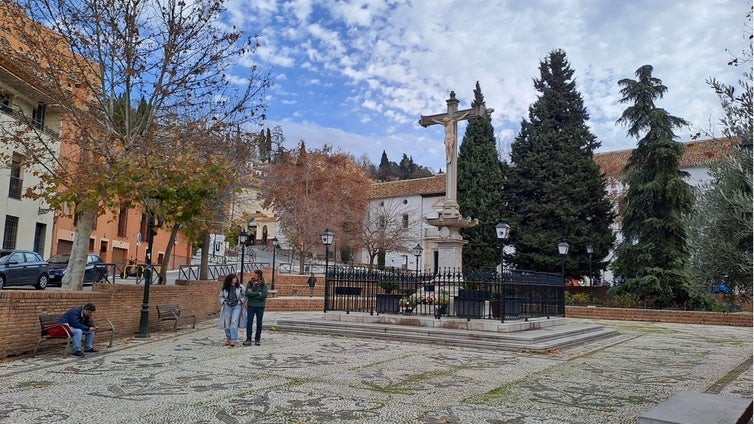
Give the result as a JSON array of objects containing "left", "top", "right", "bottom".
[
  {"left": 178, "top": 262, "right": 270, "bottom": 281},
  {"left": 324, "top": 267, "right": 565, "bottom": 322}
]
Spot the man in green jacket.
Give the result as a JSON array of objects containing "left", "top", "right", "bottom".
[{"left": 243, "top": 269, "right": 268, "bottom": 346}]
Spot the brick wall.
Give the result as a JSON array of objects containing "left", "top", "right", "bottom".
[
  {"left": 0, "top": 280, "right": 225, "bottom": 359},
  {"left": 566, "top": 306, "right": 753, "bottom": 327},
  {"left": 0, "top": 275, "right": 326, "bottom": 359}
]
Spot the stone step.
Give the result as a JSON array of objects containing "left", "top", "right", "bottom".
[{"left": 273, "top": 316, "right": 618, "bottom": 352}]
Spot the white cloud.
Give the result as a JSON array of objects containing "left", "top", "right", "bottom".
[{"left": 226, "top": 0, "right": 750, "bottom": 171}]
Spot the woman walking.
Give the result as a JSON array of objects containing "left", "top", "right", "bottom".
[
  {"left": 243, "top": 269, "right": 268, "bottom": 346},
  {"left": 218, "top": 273, "right": 246, "bottom": 347}
]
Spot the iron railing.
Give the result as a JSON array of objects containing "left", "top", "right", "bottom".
[
  {"left": 178, "top": 262, "right": 270, "bottom": 281},
  {"left": 323, "top": 267, "right": 564, "bottom": 322}
]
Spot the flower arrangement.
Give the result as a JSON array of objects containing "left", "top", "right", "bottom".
[
  {"left": 399, "top": 291, "right": 449, "bottom": 306},
  {"left": 435, "top": 290, "right": 449, "bottom": 306}
]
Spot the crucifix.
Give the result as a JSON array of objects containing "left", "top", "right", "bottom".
[{"left": 419, "top": 91, "right": 493, "bottom": 218}]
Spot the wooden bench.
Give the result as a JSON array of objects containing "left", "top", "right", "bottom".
[
  {"left": 156, "top": 303, "right": 196, "bottom": 331},
  {"left": 33, "top": 314, "right": 115, "bottom": 356}
]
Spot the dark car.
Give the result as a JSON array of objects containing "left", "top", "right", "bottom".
[
  {"left": 0, "top": 249, "right": 50, "bottom": 290},
  {"left": 48, "top": 253, "right": 108, "bottom": 286}
]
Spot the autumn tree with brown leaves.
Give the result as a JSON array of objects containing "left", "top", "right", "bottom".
[
  {"left": 2, "top": 1, "right": 269, "bottom": 289},
  {"left": 259, "top": 142, "right": 370, "bottom": 273}
]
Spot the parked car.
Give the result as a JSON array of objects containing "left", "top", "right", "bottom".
[
  {"left": 0, "top": 249, "right": 50, "bottom": 290},
  {"left": 48, "top": 253, "right": 108, "bottom": 286}
]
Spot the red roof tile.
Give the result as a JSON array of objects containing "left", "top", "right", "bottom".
[
  {"left": 594, "top": 138, "right": 735, "bottom": 179},
  {"left": 370, "top": 175, "right": 445, "bottom": 199}
]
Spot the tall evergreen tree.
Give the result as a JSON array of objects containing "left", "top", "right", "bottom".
[
  {"left": 377, "top": 151, "right": 392, "bottom": 181},
  {"left": 501, "top": 50, "right": 614, "bottom": 277},
  {"left": 458, "top": 82, "right": 505, "bottom": 271},
  {"left": 611, "top": 65, "right": 693, "bottom": 305}
]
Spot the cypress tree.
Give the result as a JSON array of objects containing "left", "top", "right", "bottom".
[
  {"left": 611, "top": 65, "right": 693, "bottom": 306},
  {"left": 501, "top": 50, "right": 615, "bottom": 277},
  {"left": 458, "top": 82, "right": 505, "bottom": 271}
]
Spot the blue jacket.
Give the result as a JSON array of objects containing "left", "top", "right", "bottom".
[{"left": 59, "top": 306, "right": 94, "bottom": 331}]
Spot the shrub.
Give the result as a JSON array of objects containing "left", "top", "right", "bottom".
[
  {"left": 379, "top": 281, "right": 399, "bottom": 294},
  {"left": 608, "top": 292, "right": 640, "bottom": 308},
  {"left": 565, "top": 292, "right": 590, "bottom": 306}
]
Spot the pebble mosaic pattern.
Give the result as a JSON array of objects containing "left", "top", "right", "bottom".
[{"left": 0, "top": 314, "right": 750, "bottom": 423}]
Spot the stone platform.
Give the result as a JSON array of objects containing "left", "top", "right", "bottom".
[{"left": 274, "top": 312, "right": 619, "bottom": 352}]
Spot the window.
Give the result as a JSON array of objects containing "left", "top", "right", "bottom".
[
  {"left": 402, "top": 214, "right": 409, "bottom": 229},
  {"left": 0, "top": 91, "right": 10, "bottom": 113},
  {"left": 32, "top": 103, "right": 46, "bottom": 130},
  {"left": 378, "top": 215, "right": 387, "bottom": 230},
  {"left": 2, "top": 215, "right": 18, "bottom": 249},
  {"left": 8, "top": 153, "right": 22, "bottom": 199},
  {"left": 117, "top": 208, "right": 128, "bottom": 237}
]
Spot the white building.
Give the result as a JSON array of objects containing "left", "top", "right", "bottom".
[{"left": 0, "top": 62, "right": 57, "bottom": 255}]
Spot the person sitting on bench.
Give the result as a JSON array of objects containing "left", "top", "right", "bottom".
[{"left": 59, "top": 303, "right": 99, "bottom": 357}]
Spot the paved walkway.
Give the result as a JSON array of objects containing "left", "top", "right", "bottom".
[{"left": 1, "top": 313, "right": 751, "bottom": 423}]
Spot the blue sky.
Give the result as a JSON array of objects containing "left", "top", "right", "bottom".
[{"left": 224, "top": 0, "right": 750, "bottom": 172}]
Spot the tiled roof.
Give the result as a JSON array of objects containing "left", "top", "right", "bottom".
[
  {"left": 370, "top": 174, "right": 445, "bottom": 199},
  {"left": 594, "top": 138, "right": 735, "bottom": 179}
]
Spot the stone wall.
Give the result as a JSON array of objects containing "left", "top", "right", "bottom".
[{"left": 566, "top": 305, "right": 752, "bottom": 327}]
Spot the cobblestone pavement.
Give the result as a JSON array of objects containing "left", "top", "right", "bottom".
[{"left": 1, "top": 312, "right": 751, "bottom": 423}]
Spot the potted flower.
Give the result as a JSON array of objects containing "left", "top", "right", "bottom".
[
  {"left": 399, "top": 296, "right": 414, "bottom": 314},
  {"left": 434, "top": 290, "right": 450, "bottom": 318}
]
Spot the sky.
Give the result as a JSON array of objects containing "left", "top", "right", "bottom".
[{"left": 223, "top": 0, "right": 751, "bottom": 172}]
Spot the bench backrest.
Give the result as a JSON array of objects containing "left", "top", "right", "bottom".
[
  {"left": 157, "top": 304, "right": 181, "bottom": 316},
  {"left": 39, "top": 315, "right": 61, "bottom": 332}
]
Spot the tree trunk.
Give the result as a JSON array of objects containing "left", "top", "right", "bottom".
[
  {"left": 61, "top": 208, "right": 95, "bottom": 291},
  {"left": 199, "top": 232, "right": 210, "bottom": 280},
  {"left": 158, "top": 223, "right": 180, "bottom": 284}
]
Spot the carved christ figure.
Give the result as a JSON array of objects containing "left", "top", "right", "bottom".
[
  {"left": 419, "top": 91, "right": 493, "bottom": 209},
  {"left": 419, "top": 91, "right": 492, "bottom": 165}
]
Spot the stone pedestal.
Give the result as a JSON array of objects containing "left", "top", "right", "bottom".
[{"left": 426, "top": 210, "right": 477, "bottom": 272}]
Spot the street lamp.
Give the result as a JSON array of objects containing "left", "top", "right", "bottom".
[
  {"left": 412, "top": 243, "right": 423, "bottom": 276},
  {"left": 239, "top": 230, "right": 249, "bottom": 284},
  {"left": 321, "top": 229, "right": 334, "bottom": 313},
  {"left": 495, "top": 221, "right": 511, "bottom": 272},
  {"left": 558, "top": 240, "right": 569, "bottom": 285},
  {"left": 136, "top": 197, "right": 162, "bottom": 338},
  {"left": 587, "top": 244, "right": 594, "bottom": 306},
  {"left": 271, "top": 237, "right": 279, "bottom": 290}
]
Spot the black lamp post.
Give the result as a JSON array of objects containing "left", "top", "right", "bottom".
[
  {"left": 495, "top": 221, "right": 511, "bottom": 272},
  {"left": 239, "top": 230, "right": 249, "bottom": 284},
  {"left": 558, "top": 241, "right": 570, "bottom": 285},
  {"left": 136, "top": 198, "right": 161, "bottom": 338},
  {"left": 321, "top": 229, "right": 334, "bottom": 312},
  {"left": 412, "top": 243, "right": 423, "bottom": 277},
  {"left": 271, "top": 236, "right": 279, "bottom": 290},
  {"left": 587, "top": 244, "right": 594, "bottom": 306}
]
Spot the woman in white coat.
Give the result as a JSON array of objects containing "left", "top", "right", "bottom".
[{"left": 217, "top": 273, "right": 246, "bottom": 347}]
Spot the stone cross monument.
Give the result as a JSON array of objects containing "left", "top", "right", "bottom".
[
  {"left": 419, "top": 91, "right": 493, "bottom": 271},
  {"left": 419, "top": 91, "right": 493, "bottom": 218}
]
